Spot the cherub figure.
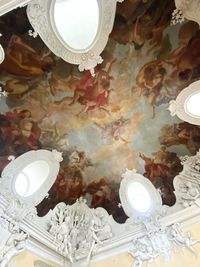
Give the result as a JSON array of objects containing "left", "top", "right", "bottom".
[
  {"left": 170, "top": 224, "right": 200, "bottom": 254},
  {"left": 129, "top": 241, "right": 158, "bottom": 267}
]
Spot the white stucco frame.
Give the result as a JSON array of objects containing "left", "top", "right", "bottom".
[
  {"left": 119, "top": 171, "right": 162, "bottom": 219},
  {"left": 26, "top": 0, "right": 123, "bottom": 75},
  {"left": 1, "top": 149, "right": 62, "bottom": 207},
  {"left": 1, "top": 2, "right": 200, "bottom": 267},
  {"left": 169, "top": 80, "right": 200, "bottom": 125}
]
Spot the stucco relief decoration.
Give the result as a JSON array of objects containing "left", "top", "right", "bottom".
[
  {"left": 48, "top": 198, "right": 112, "bottom": 263},
  {"left": 169, "top": 80, "right": 200, "bottom": 125},
  {"left": 129, "top": 222, "right": 200, "bottom": 267},
  {"left": 174, "top": 149, "right": 200, "bottom": 208},
  {"left": 27, "top": 0, "right": 123, "bottom": 75},
  {"left": 1, "top": 1, "right": 200, "bottom": 266},
  {"left": 0, "top": 218, "right": 28, "bottom": 267},
  {"left": 172, "top": 0, "right": 200, "bottom": 25}
]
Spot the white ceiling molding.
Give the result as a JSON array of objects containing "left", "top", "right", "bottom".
[
  {"left": 34, "top": 260, "right": 54, "bottom": 267},
  {"left": 0, "top": 0, "right": 31, "bottom": 16},
  {"left": 27, "top": 0, "right": 123, "bottom": 76},
  {"left": 172, "top": 0, "right": 200, "bottom": 25},
  {"left": 169, "top": 80, "right": 200, "bottom": 125},
  {"left": 1, "top": 149, "right": 200, "bottom": 267}
]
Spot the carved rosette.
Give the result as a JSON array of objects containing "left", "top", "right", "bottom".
[{"left": 48, "top": 198, "right": 113, "bottom": 263}]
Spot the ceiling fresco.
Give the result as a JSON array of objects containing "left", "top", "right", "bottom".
[{"left": 0, "top": 0, "right": 200, "bottom": 223}]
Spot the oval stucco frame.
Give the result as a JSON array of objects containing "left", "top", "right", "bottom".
[
  {"left": 27, "top": 0, "right": 123, "bottom": 75},
  {"left": 169, "top": 80, "right": 200, "bottom": 125}
]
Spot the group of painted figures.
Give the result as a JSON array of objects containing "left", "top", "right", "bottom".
[{"left": 0, "top": 1, "right": 200, "bottom": 222}]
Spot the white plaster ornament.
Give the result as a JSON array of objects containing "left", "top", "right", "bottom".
[
  {"left": 169, "top": 80, "right": 200, "bottom": 125},
  {"left": 172, "top": 0, "right": 200, "bottom": 25},
  {"left": 48, "top": 198, "right": 112, "bottom": 263},
  {"left": 27, "top": 0, "right": 124, "bottom": 76},
  {"left": 0, "top": 150, "right": 200, "bottom": 267}
]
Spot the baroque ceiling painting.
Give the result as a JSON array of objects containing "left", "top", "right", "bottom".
[{"left": 0, "top": 0, "right": 200, "bottom": 223}]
